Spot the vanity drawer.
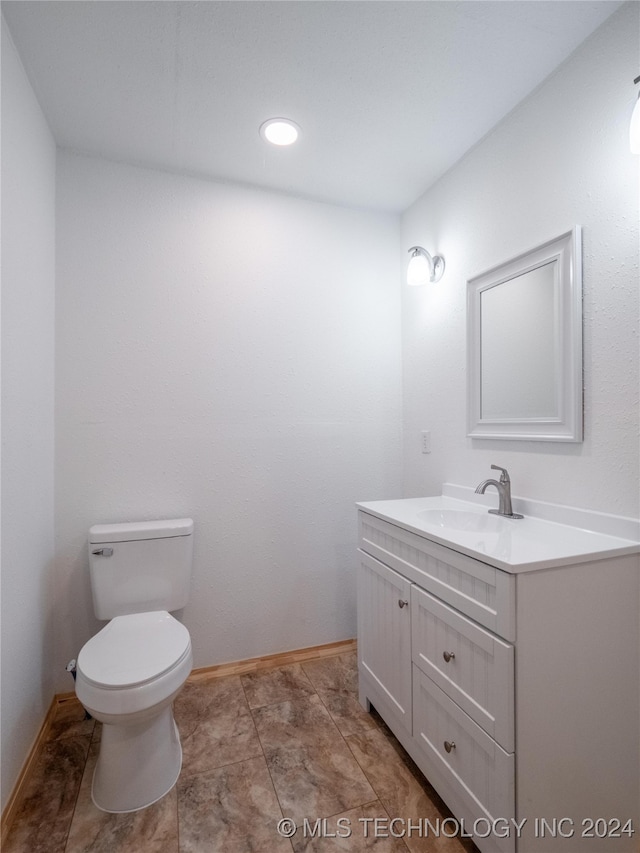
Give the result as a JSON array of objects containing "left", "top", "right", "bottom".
[
  {"left": 412, "top": 665, "right": 515, "bottom": 849},
  {"left": 411, "top": 586, "right": 514, "bottom": 752},
  {"left": 359, "top": 511, "right": 515, "bottom": 641}
]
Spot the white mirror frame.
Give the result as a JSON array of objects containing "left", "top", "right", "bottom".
[{"left": 467, "top": 227, "right": 583, "bottom": 442}]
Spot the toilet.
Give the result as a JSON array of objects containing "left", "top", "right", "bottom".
[{"left": 75, "top": 518, "right": 194, "bottom": 813}]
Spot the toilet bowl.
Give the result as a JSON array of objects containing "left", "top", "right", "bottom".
[{"left": 76, "top": 610, "right": 192, "bottom": 813}]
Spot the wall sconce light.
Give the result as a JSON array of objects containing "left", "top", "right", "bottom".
[
  {"left": 630, "top": 75, "right": 640, "bottom": 154},
  {"left": 407, "top": 246, "right": 445, "bottom": 285}
]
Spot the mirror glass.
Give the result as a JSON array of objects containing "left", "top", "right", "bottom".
[
  {"left": 467, "top": 228, "right": 582, "bottom": 442},
  {"left": 480, "top": 262, "right": 556, "bottom": 419}
]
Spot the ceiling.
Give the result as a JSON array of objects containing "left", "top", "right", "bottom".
[{"left": 2, "top": 0, "right": 623, "bottom": 213}]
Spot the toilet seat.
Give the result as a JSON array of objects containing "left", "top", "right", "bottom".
[
  {"left": 76, "top": 611, "right": 193, "bottom": 719},
  {"left": 78, "top": 610, "right": 190, "bottom": 689}
]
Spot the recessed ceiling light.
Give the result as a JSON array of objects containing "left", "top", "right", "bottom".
[{"left": 259, "top": 118, "right": 300, "bottom": 146}]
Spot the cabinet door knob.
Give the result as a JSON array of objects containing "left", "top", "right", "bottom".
[
  {"left": 444, "top": 740, "right": 456, "bottom": 753},
  {"left": 398, "top": 599, "right": 408, "bottom": 608},
  {"left": 442, "top": 651, "right": 455, "bottom": 663}
]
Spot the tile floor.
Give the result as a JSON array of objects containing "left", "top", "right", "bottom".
[{"left": 4, "top": 652, "right": 478, "bottom": 853}]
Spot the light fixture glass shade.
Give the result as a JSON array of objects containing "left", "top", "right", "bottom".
[
  {"left": 407, "top": 251, "right": 431, "bottom": 286},
  {"left": 630, "top": 95, "right": 640, "bottom": 154},
  {"left": 260, "top": 118, "right": 300, "bottom": 146}
]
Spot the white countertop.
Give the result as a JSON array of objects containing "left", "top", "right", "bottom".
[{"left": 356, "top": 493, "right": 640, "bottom": 572}]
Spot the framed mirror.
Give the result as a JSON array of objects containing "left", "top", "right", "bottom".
[{"left": 467, "top": 227, "right": 582, "bottom": 442}]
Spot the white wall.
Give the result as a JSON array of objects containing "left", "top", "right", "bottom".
[
  {"left": 401, "top": 3, "right": 639, "bottom": 517},
  {"left": 1, "top": 20, "right": 56, "bottom": 811},
  {"left": 55, "top": 152, "right": 402, "bottom": 691}
]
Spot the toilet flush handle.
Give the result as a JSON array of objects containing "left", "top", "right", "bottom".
[{"left": 91, "top": 547, "right": 113, "bottom": 557}]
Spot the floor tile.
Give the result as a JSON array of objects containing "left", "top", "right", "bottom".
[
  {"left": 302, "top": 654, "right": 378, "bottom": 737},
  {"left": 174, "top": 675, "right": 262, "bottom": 776},
  {"left": 47, "top": 699, "right": 95, "bottom": 742},
  {"left": 301, "top": 653, "right": 359, "bottom": 693},
  {"left": 64, "top": 743, "right": 179, "bottom": 852},
  {"left": 177, "top": 755, "right": 292, "bottom": 853},
  {"left": 346, "top": 726, "right": 477, "bottom": 853},
  {"left": 291, "top": 801, "right": 407, "bottom": 853},
  {"left": 241, "top": 663, "right": 316, "bottom": 709},
  {"left": 253, "top": 695, "right": 376, "bottom": 824},
  {"left": 3, "top": 736, "right": 91, "bottom": 853}
]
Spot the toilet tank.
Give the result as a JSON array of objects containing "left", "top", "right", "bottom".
[{"left": 88, "top": 518, "right": 194, "bottom": 620}]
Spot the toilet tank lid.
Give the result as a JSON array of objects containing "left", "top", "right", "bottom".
[{"left": 89, "top": 518, "right": 194, "bottom": 544}]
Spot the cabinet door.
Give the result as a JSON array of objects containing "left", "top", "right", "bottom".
[{"left": 357, "top": 551, "right": 412, "bottom": 734}]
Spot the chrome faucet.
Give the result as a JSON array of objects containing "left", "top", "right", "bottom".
[{"left": 475, "top": 465, "right": 524, "bottom": 519}]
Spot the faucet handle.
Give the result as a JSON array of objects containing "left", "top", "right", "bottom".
[{"left": 490, "top": 464, "right": 510, "bottom": 483}]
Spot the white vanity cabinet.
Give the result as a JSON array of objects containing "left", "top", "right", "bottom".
[{"left": 357, "top": 501, "right": 640, "bottom": 853}]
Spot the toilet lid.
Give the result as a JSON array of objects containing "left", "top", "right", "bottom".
[{"left": 77, "top": 611, "right": 191, "bottom": 688}]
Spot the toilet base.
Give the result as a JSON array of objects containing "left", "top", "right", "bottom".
[{"left": 92, "top": 705, "right": 182, "bottom": 813}]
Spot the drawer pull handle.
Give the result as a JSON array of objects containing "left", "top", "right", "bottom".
[
  {"left": 442, "top": 651, "right": 455, "bottom": 663},
  {"left": 444, "top": 740, "right": 456, "bottom": 754},
  {"left": 398, "top": 599, "right": 408, "bottom": 609}
]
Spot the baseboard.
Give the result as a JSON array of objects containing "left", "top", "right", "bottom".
[
  {"left": 0, "top": 696, "right": 58, "bottom": 847},
  {"left": 188, "top": 637, "right": 357, "bottom": 681},
  {"left": 0, "top": 637, "right": 356, "bottom": 841}
]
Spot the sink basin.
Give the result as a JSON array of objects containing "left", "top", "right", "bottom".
[{"left": 417, "top": 509, "right": 506, "bottom": 532}]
